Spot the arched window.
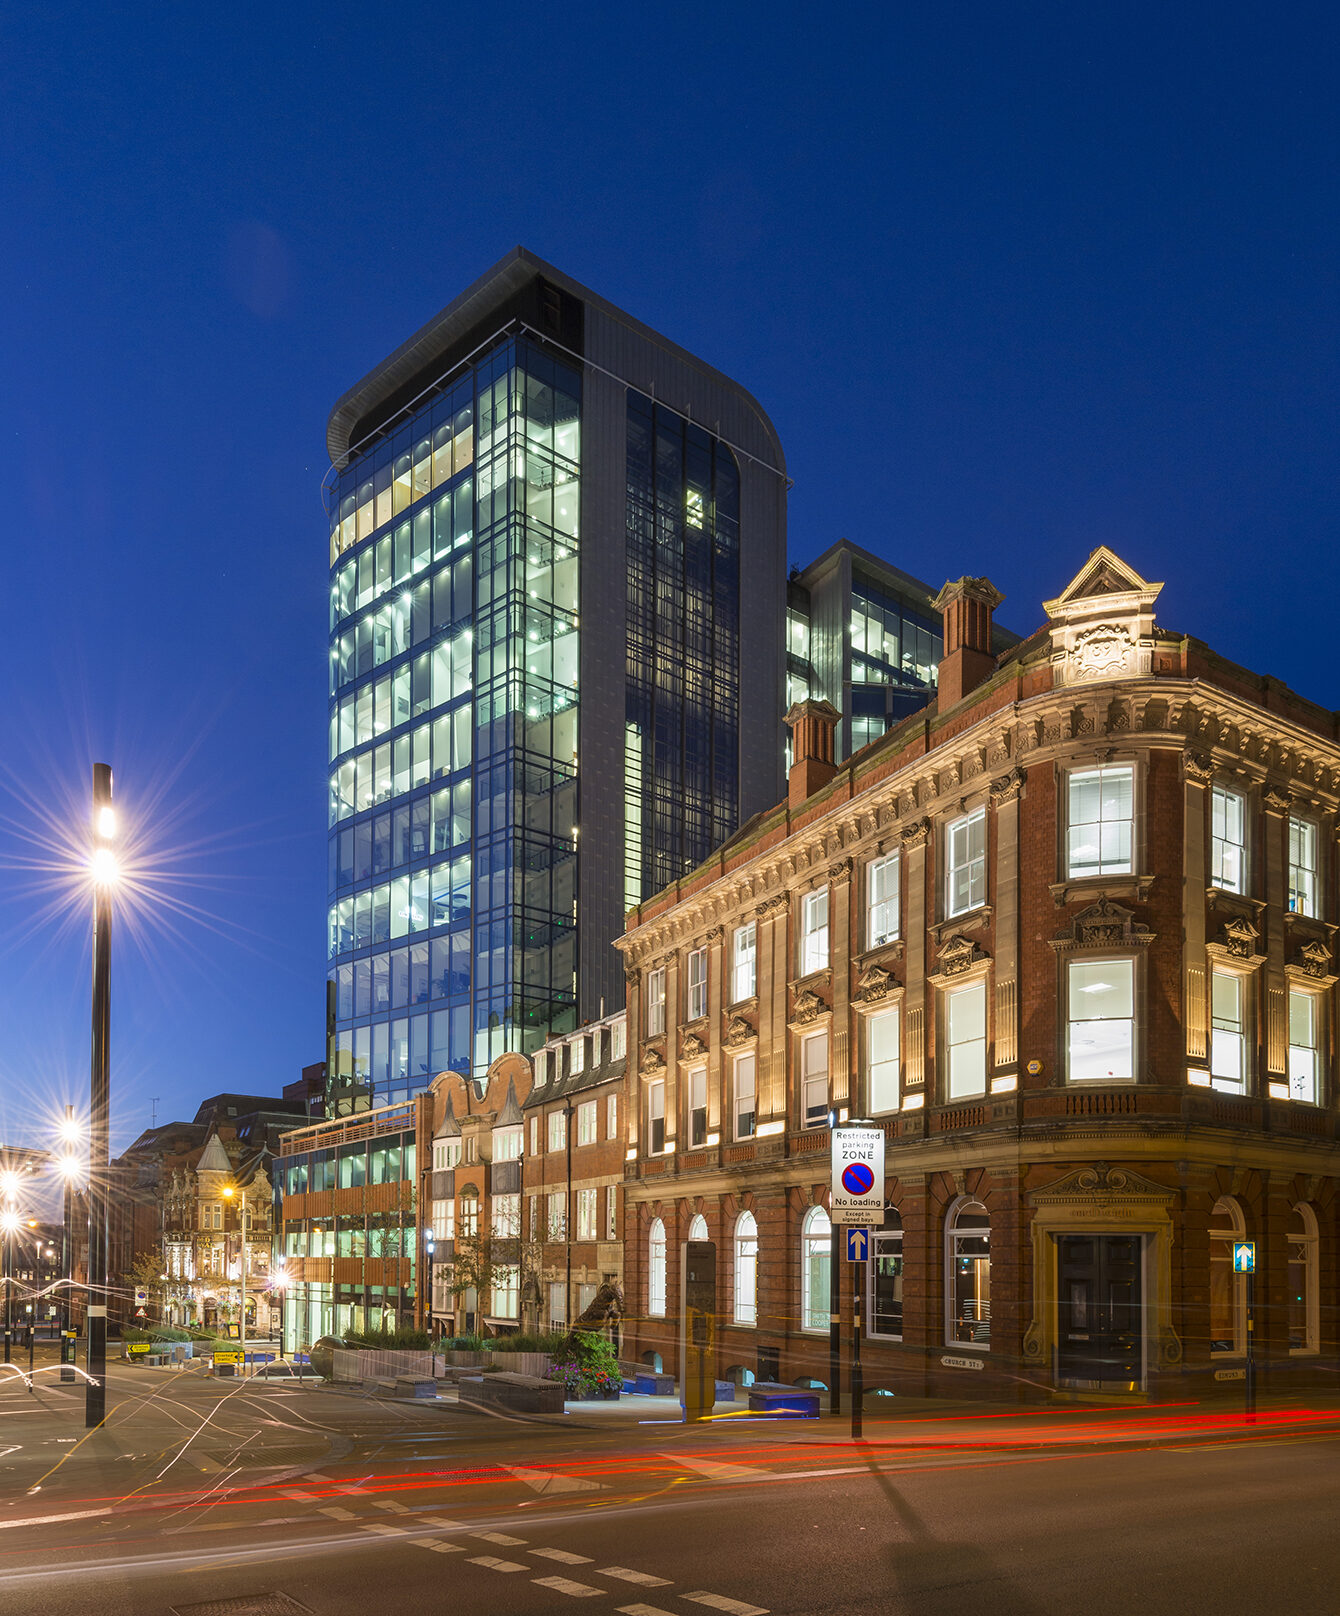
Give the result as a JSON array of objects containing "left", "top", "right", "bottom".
[
  {"left": 801, "top": 1206, "right": 831, "bottom": 1333},
  {"left": 733, "top": 1212, "right": 758, "bottom": 1325},
  {"left": 946, "top": 1199, "right": 991, "bottom": 1348},
  {"left": 688, "top": 1214, "right": 709, "bottom": 1242},
  {"left": 648, "top": 1218, "right": 666, "bottom": 1317},
  {"left": 1289, "top": 1203, "right": 1319, "bottom": 1355},
  {"left": 869, "top": 1208, "right": 903, "bottom": 1340},
  {"left": 1209, "top": 1196, "right": 1246, "bottom": 1356}
]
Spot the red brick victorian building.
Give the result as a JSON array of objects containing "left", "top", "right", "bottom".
[{"left": 617, "top": 548, "right": 1340, "bottom": 1401}]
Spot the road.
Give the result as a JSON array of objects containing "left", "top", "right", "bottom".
[{"left": 0, "top": 1362, "right": 1337, "bottom": 1615}]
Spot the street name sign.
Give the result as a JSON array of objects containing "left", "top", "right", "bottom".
[
  {"left": 846, "top": 1228, "right": 869, "bottom": 1262},
  {"left": 831, "top": 1125, "right": 884, "bottom": 1226},
  {"left": 1233, "top": 1242, "right": 1256, "bottom": 1273}
]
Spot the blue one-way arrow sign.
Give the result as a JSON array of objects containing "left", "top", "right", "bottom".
[{"left": 846, "top": 1228, "right": 869, "bottom": 1262}]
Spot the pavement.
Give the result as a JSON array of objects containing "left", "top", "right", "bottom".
[{"left": 3, "top": 1359, "right": 1340, "bottom": 1614}]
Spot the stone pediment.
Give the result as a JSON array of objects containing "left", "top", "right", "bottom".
[
  {"left": 1044, "top": 547, "right": 1163, "bottom": 688},
  {"left": 1206, "top": 915, "right": 1264, "bottom": 970},
  {"left": 1049, "top": 897, "right": 1154, "bottom": 953},
  {"left": 723, "top": 1014, "right": 756, "bottom": 1048},
  {"left": 640, "top": 1044, "right": 665, "bottom": 1072},
  {"left": 927, "top": 931, "right": 990, "bottom": 985},
  {"left": 789, "top": 987, "right": 829, "bottom": 1026},
  {"left": 1029, "top": 1163, "right": 1175, "bottom": 1210},
  {"left": 853, "top": 962, "right": 897, "bottom": 1005},
  {"left": 680, "top": 1030, "right": 707, "bottom": 1060}
]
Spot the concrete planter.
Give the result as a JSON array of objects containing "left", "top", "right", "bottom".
[
  {"left": 489, "top": 1350, "right": 551, "bottom": 1379},
  {"left": 443, "top": 1349, "right": 494, "bottom": 1369}
]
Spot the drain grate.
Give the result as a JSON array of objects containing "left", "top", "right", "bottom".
[{"left": 169, "top": 1596, "right": 313, "bottom": 1616}]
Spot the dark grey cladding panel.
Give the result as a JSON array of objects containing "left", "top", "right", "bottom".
[
  {"left": 490, "top": 1160, "right": 522, "bottom": 1196},
  {"left": 577, "top": 363, "right": 630, "bottom": 1027},
  {"left": 430, "top": 1168, "right": 455, "bottom": 1201}
]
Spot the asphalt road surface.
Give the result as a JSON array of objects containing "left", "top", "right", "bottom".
[{"left": 0, "top": 1363, "right": 1336, "bottom": 1616}]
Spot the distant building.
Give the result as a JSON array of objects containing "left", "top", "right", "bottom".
[
  {"left": 787, "top": 540, "right": 1017, "bottom": 761},
  {"left": 324, "top": 247, "right": 788, "bottom": 1109}
]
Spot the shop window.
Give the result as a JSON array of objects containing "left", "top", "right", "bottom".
[
  {"left": 801, "top": 1205, "right": 831, "bottom": 1333},
  {"left": 733, "top": 1212, "right": 758, "bottom": 1325},
  {"left": 648, "top": 1218, "right": 666, "bottom": 1317},
  {"left": 946, "top": 1199, "right": 991, "bottom": 1348},
  {"left": 1209, "top": 1196, "right": 1246, "bottom": 1356},
  {"left": 1288, "top": 1204, "right": 1319, "bottom": 1355}
]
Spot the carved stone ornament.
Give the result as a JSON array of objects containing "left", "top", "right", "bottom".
[
  {"left": 723, "top": 1014, "right": 756, "bottom": 1048},
  {"left": 827, "top": 857, "right": 853, "bottom": 880},
  {"left": 1295, "top": 938, "right": 1336, "bottom": 981},
  {"left": 640, "top": 1044, "right": 666, "bottom": 1072},
  {"left": 704, "top": 926, "right": 724, "bottom": 944},
  {"left": 934, "top": 931, "right": 989, "bottom": 978},
  {"left": 624, "top": 967, "right": 641, "bottom": 987},
  {"left": 1216, "top": 916, "right": 1262, "bottom": 961},
  {"left": 900, "top": 816, "right": 932, "bottom": 850},
  {"left": 1183, "top": 750, "right": 1216, "bottom": 784},
  {"left": 853, "top": 962, "right": 896, "bottom": 1004},
  {"left": 680, "top": 1031, "right": 706, "bottom": 1060},
  {"left": 989, "top": 766, "right": 1026, "bottom": 803},
  {"left": 791, "top": 987, "right": 828, "bottom": 1025},
  {"left": 755, "top": 894, "right": 790, "bottom": 919},
  {"left": 1262, "top": 787, "right": 1291, "bottom": 814},
  {"left": 1048, "top": 896, "right": 1154, "bottom": 953}
]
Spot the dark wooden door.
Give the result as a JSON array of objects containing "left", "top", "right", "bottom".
[{"left": 1056, "top": 1234, "right": 1142, "bottom": 1384}]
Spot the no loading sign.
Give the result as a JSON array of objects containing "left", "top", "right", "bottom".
[{"left": 830, "top": 1126, "right": 885, "bottom": 1226}]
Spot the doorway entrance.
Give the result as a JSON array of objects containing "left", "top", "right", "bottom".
[{"left": 1056, "top": 1234, "right": 1143, "bottom": 1387}]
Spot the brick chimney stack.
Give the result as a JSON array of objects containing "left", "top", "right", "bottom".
[
  {"left": 785, "top": 699, "right": 842, "bottom": 809},
  {"left": 932, "top": 576, "right": 1004, "bottom": 709}
]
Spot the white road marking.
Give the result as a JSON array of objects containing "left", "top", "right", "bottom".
[
  {"left": 615, "top": 1606, "right": 678, "bottom": 1616},
  {"left": 663, "top": 1452, "right": 766, "bottom": 1481},
  {"left": 282, "top": 1489, "right": 317, "bottom": 1499},
  {"left": 532, "top": 1548, "right": 596, "bottom": 1564},
  {"left": 533, "top": 1576, "right": 603, "bottom": 1597},
  {"left": 468, "top": 1556, "right": 527, "bottom": 1572},
  {"left": 318, "top": 1506, "right": 356, "bottom": 1520},
  {"left": 418, "top": 1515, "right": 470, "bottom": 1530},
  {"left": 373, "top": 1498, "right": 409, "bottom": 1512},
  {"left": 598, "top": 1566, "right": 673, "bottom": 1587},
  {"left": 474, "top": 1530, "right": 527, "bottom": 1545},
  {"left": 505, "top": 1464, "right": 603, "bottom": 1494},
  {"left": 414, "top": 1539, "right": 466, "bottom": 1553},
  {"left": 361, "top": 1522, "right": 408, "bottom": 1537},
  {"left": 683, "top": 1595, "right": 769, "bottom": 1615}
]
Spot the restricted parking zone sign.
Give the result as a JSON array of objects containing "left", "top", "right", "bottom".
[{"left": 831, "top": 1125, "right": 885, "bottom": 1226}]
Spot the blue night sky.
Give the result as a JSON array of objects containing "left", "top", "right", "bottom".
[{"left": 0, "top": 2, "right": 1335, "bottom": 1157}]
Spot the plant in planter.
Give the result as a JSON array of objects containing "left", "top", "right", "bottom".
[{"left": 545, "top": 1331, "right": 622, "bottom": 1400}]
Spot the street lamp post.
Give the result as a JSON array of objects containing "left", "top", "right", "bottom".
[
  {"left": 60, "top": 1107, "right": 77, "bottom": 1381},
  {"left": 86, "top": 762, "right": 115, "bottom": 1429},
  {"left": 223, "top": 1184, "right": 248, "bottom": 1371}
]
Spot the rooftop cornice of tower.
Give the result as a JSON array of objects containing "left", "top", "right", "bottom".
[{"left": 326, "top": 245, "right": 786, "bottom": 476}]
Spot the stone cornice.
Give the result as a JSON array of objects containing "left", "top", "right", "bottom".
[{"left": 615, "top": 674, "right": 1340, "bottom": 964}]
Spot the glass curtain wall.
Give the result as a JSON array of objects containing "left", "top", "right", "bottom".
[
  {"left": 624, "top": 394, "right": 740, "bottom": 909},
  {"left": 327, "top": 338, "right": 581, "bottom": 1102}
]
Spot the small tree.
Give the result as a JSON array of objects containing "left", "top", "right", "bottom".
[
  {"left": 124, "top": 1251, "right": 167, "bottom": 1322},
  {"left": 449, "top": 1226, "right": 545, "bottom": 1338}
]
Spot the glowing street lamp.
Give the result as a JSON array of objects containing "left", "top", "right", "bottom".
[
  {"left": 221, "top": 1183, "right": 250, "bottom": 1368},
  {"left": 86, "top": 763, "right": 115, "bottom": 1429}
]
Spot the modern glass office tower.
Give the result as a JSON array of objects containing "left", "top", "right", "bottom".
[
  {"left": 324, "top": 250, "right": 787, "bottom": 1109},
  {"left": 787, "top": 540, "right": 1017, "bottom": 761}
]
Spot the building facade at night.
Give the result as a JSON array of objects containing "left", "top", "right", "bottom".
[
  {"left": 324, "top": 248, "right": 787, "bottom": 1110},
  {"left": 616, "top": 549, "right": 1340, "bottom": 1401}
]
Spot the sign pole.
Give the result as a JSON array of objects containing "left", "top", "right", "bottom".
[
  {"left": 1245, "top": 1267, "right": 1255, "bottom": 1423},
  {"left": 851, "top": 1248, "right": 864, "bottom": 1441}
]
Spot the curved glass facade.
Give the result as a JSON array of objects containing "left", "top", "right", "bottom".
[{"left": 327, "top": 337, "right": 581, "bottom": 1107}]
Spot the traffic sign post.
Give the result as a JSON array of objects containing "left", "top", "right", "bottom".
[
  {"left": 1233, "top": 1242, "right": 1257, "bottom": 1422},
  {"left": 832, "top": 1125, "right": 883, "bottom": 1440}
]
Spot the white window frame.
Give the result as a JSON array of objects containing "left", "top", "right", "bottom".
[
  {"left": 687, "top": 947, "right": 708, "bottom": 1021},
  {"left": 1066, "top": 956, "right": 1136, "bottom": 1084},
  {"left": 945, "top": 806, "right": 987, "bottom": 918},
  {"left": 648, "top": 1078, "right": 666, "bottom": 1155},
  {"left": 576, "top": 1099, "right": 597, "bottom": 1146},
  {"left": 866, "top": 852, "right": 900, "bottom": 949},
  {"left": 1210, "top": 968, "right": 1248, "bottom": 1094},
  {"left": 606, "top": 1093, "right": 618, "bottom": 1136},
  {"left": 1210, "top": 785, "right": 1247, "bottom": 894},
  {"left": 800, "top": 888, "right": 830, "bottom": 976},
  {"left": 605, "top": 1185, "right": 618, "bottom": 1241},
  {"left": 1288, "top": 988, "right": 1321, "bottom": 1105},
  {"left": 800, "top": 1205, "right": 831, "bottom": 1333},
  {"left": 733, "top": 1211, "right": 758, "bottom": 1326},
  {"left": 732, "top": 922, "right": 757, "bottom": 1003},
  {"left": 648, "top": 1218, "right": 666, "bottom": 1317},
  {"left": 944, "top": 979, "right": 988, "bottom": 1100},
  {"left": 1288, "top": 817, "right": 1319, "bottom": 918},
  {"left": 801, "top": 1029, "right": 829, "bottom": 1128},
  {"left": 688, "top": 1066, "right": 708, "bottom": 1147},
  {"left": 1066, "top": 764, "right": 1135, "bottom": 878},
  {"left": 646, "top": 967, "right": 666, "bottom": 1038},
  {"left": 734, "top": 1050, "right": 757, "bottom": 1140},
  {"left": 547, "top": 1109, "right": 567, "bottom": 1152},
  {"left": 576, "top": 1187, "right": 597, "bottom": 1242},
  {"left": 865, "top": 1004, "right": 901, "bottom": 1114},
  {"left": 688, "top": 1213, "right": 709, "bottom": 1241},
  {"left": 611, "top": 1019, "right": 627, "bottom": 1059},
  {"left": 546, "top": 1190, "right": 566, "bottom": 1241},
  {"left": 570, "top": 1037, "right": 586, "bottom": 1074}
]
